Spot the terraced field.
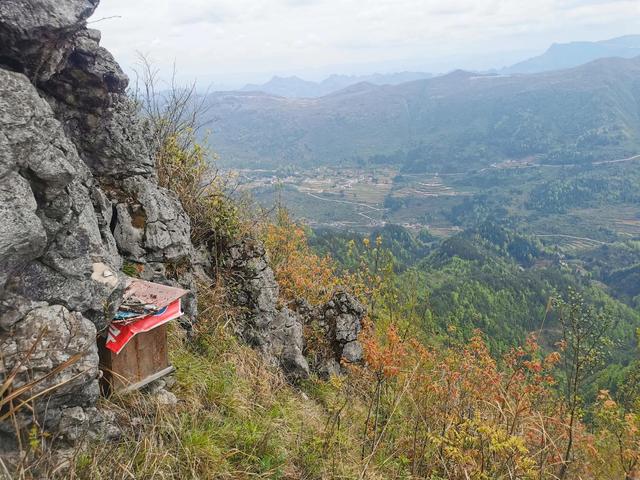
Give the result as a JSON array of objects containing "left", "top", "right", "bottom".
[
  {"left": 536, "top": 234, "right": 605, "bottom": 253},
  {"left": 615, "top": 218, "right": 640, "bottom": 236},
  {"left": 585, "top": 205, "right": 640, "bottom": 237},
  {"left": 392, "top": 176, "right": 462, "bottom": 198},
  {"left": 392, "top": 172, "right": 475, "bottom": 197}
]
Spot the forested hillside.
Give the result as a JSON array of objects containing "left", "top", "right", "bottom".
[
  {"left": 311, "top": 223, "right": 640, "bottom": 371},
  {"left": 207, "top": 56, "right": 640, "bottom": 171}
]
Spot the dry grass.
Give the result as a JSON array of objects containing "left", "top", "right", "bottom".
[{"left": 0, "top": 277, "right": 374, "bottom": 480}]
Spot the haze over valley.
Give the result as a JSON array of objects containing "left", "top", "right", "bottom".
[{"left": 199, "top": 42, "right": 640, "bottom": 257}]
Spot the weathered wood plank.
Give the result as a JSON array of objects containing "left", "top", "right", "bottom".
[{"left": 99, "top": 324, "right": 171, "bottom": 394}]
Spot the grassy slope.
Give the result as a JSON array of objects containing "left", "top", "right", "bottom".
[
  {"left": 66, "top": 288, "right": 376, "bottom": 480},
  {"left": 18, "top": 226, "right": 635, "bottom": 480}
]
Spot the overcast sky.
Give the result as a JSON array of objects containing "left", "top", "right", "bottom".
[{"left": 90, "top": 0, "right": 640, "bottom": 88}]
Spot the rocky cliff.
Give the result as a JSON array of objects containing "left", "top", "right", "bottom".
[
  {"left": 0, "top": 0, "right": 363, "bottom": 454},
  {"left": 0, "top": 0, "right": 195, "bottom": 450}
]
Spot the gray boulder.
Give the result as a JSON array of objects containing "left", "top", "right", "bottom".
[
  {"left": 301, "top": 290, "right": 366, "bottom": 376},
  {"left": 114, "top": 176, "right": 192, "bottom": 263},
  {"left": 0, "top": 0, "right": 99, "bottom": 81},
  {"left": 325, "top": 290, "right": 365, "bottom": 363},
  {"left": 0, "top": 172, "right": 47, "bottom": 291},
  {"left": 223, "top": 238, "right": 366, "bottom": 380},
  {"left": 0, "top": 1, "right": 151, "bottom": 179},
  {"left": 0, "top": 305, "right": 100, "bottom": 449},
  {"left": 43, "top": 38, "right": 154, "bottom": 178},
  {"left": 0, "top": 68, "right": 124, "bottom": 330}
]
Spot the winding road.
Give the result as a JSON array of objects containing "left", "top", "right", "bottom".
[{"left": 304, "top": 192, "right": 385, "bottom": 211}]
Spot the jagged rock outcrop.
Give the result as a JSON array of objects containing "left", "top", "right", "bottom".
[
  {"left": 0, "top": 306, "right": 101, "bottom": 441},
  {"left": 112, "top": 176, "right": 192, "bottom": 264},
  {"left": 320, "top": 290, "right": 366, "bottom": 365},
  {"left": 224, "top": 238, "right": 366, "bottom": 380},
  {"left": 296, "top": 290, "right": 366, "bottom": 376},
  {"left": 0, "top": 66, "right": 124, "bottom": 329},
  {"left": 224, "top": 238, "right": 310, "bottom": 380},
  {"left": 0, "top": 1, "right": 99, "bottom": 82},
  {"left": 0, "top": 0, "right": 365, "bottom": 455}
]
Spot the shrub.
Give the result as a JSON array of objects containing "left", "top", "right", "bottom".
[
  {"left": 262, "top": 206, "right": 337, "bottom": 306},
  {"left": 156, "top": 131, "right": 240, "bottom": 250}
]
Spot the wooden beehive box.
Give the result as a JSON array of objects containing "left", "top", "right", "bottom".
[
  {"left": 98, "top": 278, "right": 188, "bottom": 394},
  {"left": 99, "top": 324, "right": 173, "bottom": 394}
]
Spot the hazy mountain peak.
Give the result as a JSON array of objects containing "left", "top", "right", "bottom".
[
  {"left": 503, "top": 34, "right": 640, "bottom": 74},
  {"left": 237, "top": 71, "right": 433, "bottom": 98},
  {"left": 323, "top": 80, "right": 379, "bottom": 97},
  {"left": 207, "top": 55, "right": 640, "bottom": 171},
  {"left": 443, "top": 69, "right": 475, "bottom": 78}
]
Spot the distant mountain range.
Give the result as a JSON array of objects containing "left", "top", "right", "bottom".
[
  {"left": 240, "top": 72, "right": 434, "bottom": 98},
  {"left": 206, "top": 56, "right": 640, "bottom": 171},
  {"left": 230, "top": 35, "right": 640, "bottom": 99},
  {"left": 502, "top": 35, "right": 640, "bottom": 74}
]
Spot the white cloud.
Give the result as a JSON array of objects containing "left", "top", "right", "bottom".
[{"left": 90, "top": 0, "right": 640, "bottom": 87}]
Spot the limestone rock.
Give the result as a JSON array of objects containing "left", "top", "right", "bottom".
[
  {"left": 58, "top": 406, "right": 121, "bottom": 444},
  {"left": 271, "top": 308, "right": 311, "bottom": 381},
  {"left": 0, "top": 293, "right": 47, "bottom": 331},
  {"left": 223, "top": 238, "right": 365, "bottom": 380},
  {"left": 342, "top": 341, "right": 364, "bottom": 364},
  {"left": 108, "top": 175, "right": 196, "bottom": 322},
  {"left": 0, "top": 68, "right": 124, "bottom": 329},
  {"left": 224, "top": 237, "right": 310, "bottom": 380},
  {"left": 225, "top": 238, "right": 279, "bottom": 313},
  {"left": 0, "top": 172, "right": 47, "bottom": 290},
  {"left": 323, "top": 290, "right": 365, "bottom": 364},
  {"left": 305, "top": 290, "right": 366, "bottom": 377},
  {"left": 0, "top": 1, "right": 152, "bottom": 180},
  {"left": 0, "top": 0, "right": 99, "bottom": 81},
  {"left": 0, "top": 305, "right": 100, "bottom": 448},
  {"left": 36, "top": 24, "right": 153, "bottom": 180},
  {"left": 154, "top": 389, "right": 178, "bottom": 407},
  {"left": 116, "top": 176, "right": 192, "bottom": 263},
  {"left": 0, "top": 0, "right": 196, "bottom": 452}
]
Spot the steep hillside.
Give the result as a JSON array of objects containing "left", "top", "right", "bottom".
[
  {"left": 0, "top": 0, "right": 362, "bottom": 458},
  {"left": 3, "top": 2, "right": 640, "bottom": 479},
  {"left": 207, "top": 56, "right": 640, "bottom": 171},
  {"left": 312, "top": 222, "right": 640, "bottom": 359}
]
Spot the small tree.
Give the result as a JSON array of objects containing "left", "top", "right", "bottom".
[
  {"left": 594, "top": 390, "right": 640, "bottom": 479},
  {"left": 133, "top": 55, "right": 211, "bottom": 157},
  {"left": 553, "top": 289, "right": 613, "bottom": 479}
]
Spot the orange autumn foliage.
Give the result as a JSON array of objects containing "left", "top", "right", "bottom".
[
  {"left": 258, "top": 207, "right": 637, "bottom": 479},
  {"left": 594, "top": 390, "right": 640, "bottom": 478},
  {"left": 355, "top": 325, "right": 603, "bottom": 479},
  {"left": 262, "top": 207, "right": 338, "bottom": 306},
  {"left": 361, "top": 323, "right": 409, "bottom": 379}
]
